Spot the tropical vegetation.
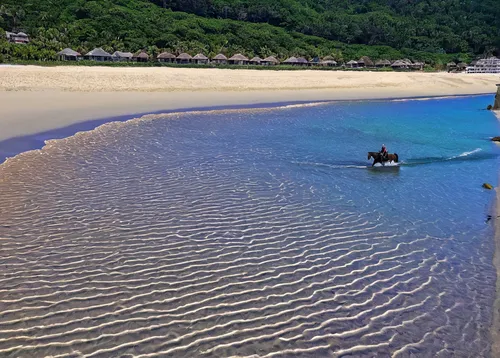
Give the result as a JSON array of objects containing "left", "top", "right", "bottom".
[{"left": 0, "top": 0, "right": 498, "bottom": 66}]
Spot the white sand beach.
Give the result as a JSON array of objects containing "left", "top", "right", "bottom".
[{"left": 0, "top": 66, "right": 498, "bottom": 140}]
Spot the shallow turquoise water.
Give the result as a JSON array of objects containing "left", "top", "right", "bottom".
[{"left": 0, "top": 95, "right": 499, "bottom": 357}]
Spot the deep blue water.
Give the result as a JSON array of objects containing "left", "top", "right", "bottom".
[{"left": 0, "top": 95, "right": 499, "bottom": 357}]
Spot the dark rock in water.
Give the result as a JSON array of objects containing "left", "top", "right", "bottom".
[
  {"left": 488, "top": 105, "right": 493, "bottom": 110},
  {"left": 482, "top": 183, "right": 493, "bottom": 190},
  {"left": 491, "top": 137, "right": 500, "bottom": 142},
  {"left": 494, "top": 84, "right": 500, "bottom": 110}
]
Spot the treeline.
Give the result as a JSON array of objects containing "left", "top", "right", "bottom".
[
  {"left": 149, "top": 0, "right": 500, "bottom": 55},
  {"left": 0, "top": 0, "right": 481, "bottom": 66}
]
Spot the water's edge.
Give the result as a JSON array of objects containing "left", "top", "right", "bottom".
[{"left": 0, "top": 93, "right": 491, "bottom": 166}]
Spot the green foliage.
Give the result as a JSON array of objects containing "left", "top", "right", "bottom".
[{"left": 0, "top": 0, "right": 494, "bottom": 65}]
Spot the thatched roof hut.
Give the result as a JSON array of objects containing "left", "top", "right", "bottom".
[
  {"left": 57, "top": 48, "right": 81, "bottom": 61},
  {"left": 228, "top": 54, "right": 249, "bottom": 65},
  {"left": 359, "top": 56, "right": 374, "bottom": 67},
  {"left": 321, "top": 59, "right": 337, "bottom": 67},
  {"left": 133, "top": 51, "right": 149, "bottom": 62},
  {"left": 249, "top": 56, "right": 262, "bottom": 65},
  {"left": 346, "top": 60, "right": 358, "bottom": 68},
  {"left": 296, "top": 57, "right": 309, "bottom": 65},
  {"left": 262, "top": 56, "right": 279, "bottom": 66},
  {"left": 283, "top": 56, "right": 298, "bottom": 64},
  {"left": 447, "top": 61, "right": 457, "bottom": 68},
  {"left": 85, "top": 48, "right": 112, "bottom": 61},
  {"left": 391, "top": 60, "right": 408, "bottom": 69},
  {"left": 176, "top": 53, "right": 193, "bottom": 64},
  {"left": 157, "top": 52, "right": 176, "bottom": 62},
  {"left": 411, "top": 61, "right": 424, "bottom": 70},
  {"left": 211, "top": 53, "right": 228, "bottom": 64},
  {"left": 193, "top": 53, "right": 209, "bottom": 64},
  {"left": 375, "top": 59, "right": 391, "bottom": 67},
  {"left": 112, "top": 51, "right": 133, "bottom": 61},
  {"left": 457, "top": 62, "right": 467, "bottom": 70}
]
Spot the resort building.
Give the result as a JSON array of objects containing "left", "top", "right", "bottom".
[
  {"left": 249, "top": 56, "right": 262, "bottom": 65},
  {"left": 321, "top": 59, "right": 337, "bottom": 67},
  {"left": 211, "top": 54, "right": 228, "bottom": 65},
  {"left": 84, "top": 48, "right": 112, "bottom": 61},
  {"left": 346, "top": 60, "right": 358, "bottom": 68},
  {"left": 112, "top": 51, "right": 133, "bottom": 62},
  {"left": 261, "top": 56, "right": 279, "bottom": 66},
  {"left": 157, "top": 52, "right": 176, "bottom": 63},
  {"left": 5, "top": 31, "right": 30, "bottom": 44},
  {"left": 466, "top": 57, "right": 500, "bottom": 73},
  {"left": 391, "top": 60, "right": 409, "bottom": 70},
  {"left": 176, "top": 53, "right": 192, "bottom": 64},
  {"left": 375, "top": 59, "right": 391, "bottom": 68},
  {"left": 57, "top": 48, "right": 82, "bottom": 61},
  {"left": 192, "top": 53, "right": 209, "bottom": 65},
  {"left": 228, "top": 54, "right": 249, "bottom": 65},
  {"left": 133, "top": 51, "right": 149, "bottom": 63}
]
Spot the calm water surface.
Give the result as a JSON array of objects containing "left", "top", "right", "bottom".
[{"left": 0, "top": 96, "right": 499, "bottom": 357}]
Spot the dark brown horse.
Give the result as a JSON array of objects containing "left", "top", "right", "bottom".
[{"left": 367, "top": 152, "right": 399, "bottom": 166}]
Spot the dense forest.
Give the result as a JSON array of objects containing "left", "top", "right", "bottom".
[{"left": 0, "top": 0, "right": 498, "bottom": 65}]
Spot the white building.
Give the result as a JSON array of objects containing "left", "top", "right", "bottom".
[{"left": 466, "top": 57, "right": 500, "bottom": 73}]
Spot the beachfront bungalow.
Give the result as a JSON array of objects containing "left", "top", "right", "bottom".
[
  {"left": 360, "top": 56, "right": 374, "bottom": 68},
  {"left": 321, "top": 59, "right": 337, "bottom": 67},
  {"left": 457, "top": 62, "right": 467, "bottom": 71},
  {"left": 133, "top": 51, "right": 149, "bottom": 63},
  {"left": 84, "top": 48, "right": 112, "bottom": 61},
  {"left": 391, "top": 60, "right": 409, "bottom": 70},
  {"left": 346, "top": 60, "right": 358, "bottom": 68},
  {"left": 262, "top": 56, "right": 279, "bottom": 66},
  {"left": 296, "top": 57, "right": 309, "bottom": 66},
  {"left": 176, "top": 53, "right": 192, "bottom": 64},
  {"left": 228, "top": 54, "right": 249, "bottom": 65},
  {"left": 249, "top": 56, "right": 262, "bottom": 65},
  {"left": 211, "top": 54, "right": 228, "bottom": 65},
  {"left": 283, "top": 57, "right": 298, "bottom": 65},
  {"left": 447, "top": 62, "right": 457, "bottom": 71},
  {"left": 466, "top": 57, "right": 500, "bottom": 73},
  {"left": 411, "top": 62, "right": 424, "bottom": 71},
  {"left": 375, "top": 59, "right": 391, "bottom": 68},
  {"left": 157, "top": 52, "right": 176, "bottom": 63},
  {"left": 112, "top": 51, "right": 133, "bottom": 62},
  {"left": 357, "top": 58, "right": 365, "bottom": 68},
  {"left": 192, "top": 53, "right": 209, "bottom": 65},
  {"left": 57, "top": 48, "right": 82, "bottom": 61}
]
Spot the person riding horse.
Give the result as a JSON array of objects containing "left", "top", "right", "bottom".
[{"left": 379, "top": 144, "right": 388, "bottom": 161}]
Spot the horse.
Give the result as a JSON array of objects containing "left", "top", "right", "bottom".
[{"left": 367, "top": 152, "right": 399, "bottom": 166}]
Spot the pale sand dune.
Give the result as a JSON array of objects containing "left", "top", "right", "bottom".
[{"left": 0, "top": 66, "right": 498, "bottom": 141}]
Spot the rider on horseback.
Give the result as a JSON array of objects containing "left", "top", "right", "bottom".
[{"left": 380, "top": 144, "right": 388, "bottom": 161}]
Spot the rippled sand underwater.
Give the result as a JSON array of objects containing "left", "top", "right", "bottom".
[{"left": 0, "top": 99, "right": 498, "bottom": 357}]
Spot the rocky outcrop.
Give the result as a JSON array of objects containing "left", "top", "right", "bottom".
[{"left": 494, "top": 84, "right": 500, "bottom": 110}]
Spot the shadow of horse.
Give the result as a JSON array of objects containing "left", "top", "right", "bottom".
[{"left": 367, "top": 152, "right": 399, "bottom": 166}]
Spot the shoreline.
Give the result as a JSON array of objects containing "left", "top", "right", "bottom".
[{"left": 0, "top": 92, "right": 493, "bottom": 165}]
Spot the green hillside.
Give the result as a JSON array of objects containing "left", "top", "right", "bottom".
[
  {"left": 0, "top": 0, "right": 497, "bottom": 64},
  {"left": 153, "top": 0, "right": 500, "bottom": 55}
]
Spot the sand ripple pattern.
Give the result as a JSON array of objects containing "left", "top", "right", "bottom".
[{"left": 0, "top": 111, "right": 495, "bottom": 357}]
